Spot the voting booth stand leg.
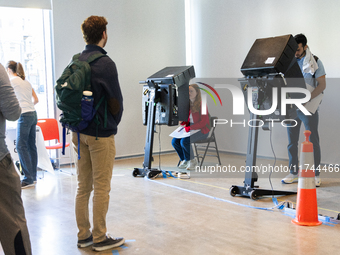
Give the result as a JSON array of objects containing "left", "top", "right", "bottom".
[
  {"left": 133, "top": 86, "right": 161, "bottom": 179},
  {"left": 229, "top": 113, "right": 297, "bottom": 200}
]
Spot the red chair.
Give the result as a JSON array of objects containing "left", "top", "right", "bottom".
[{"left": 36, "top": 118, "right": 73, "bottom": 174}]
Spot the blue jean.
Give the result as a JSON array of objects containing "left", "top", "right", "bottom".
[
  {"left": 16, "top": 111, "right": 38, "bottom": 184},
  {"left": 172, "top": 131, "right": 209, "bottom": 161},
  {"left": 286, "top": 110, "right": 320, "bottom": 176}
]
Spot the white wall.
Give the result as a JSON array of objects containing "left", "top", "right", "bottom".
[
  {"left": 188, "top": 0, "right": 340, "bottom": 165},
  {"left": 51, "top": 0, "right": 340, "bottom": 165},
  {"left": 52, "top": 0, "right": 186, "bottom": 158}
]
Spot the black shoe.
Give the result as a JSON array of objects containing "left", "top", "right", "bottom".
[
  {"left": 92, "top": 236, "right": 125, "bottom": 252},
  {"left": 77, "top": 234, "right": 93, "bottom": 248},
  {"left": 21, "top": 181, "right": 35, "bottom": 189}
]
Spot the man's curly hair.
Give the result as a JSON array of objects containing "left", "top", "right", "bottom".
[{"left": 81, "top": 16, "right": 108, "bottom": 45}]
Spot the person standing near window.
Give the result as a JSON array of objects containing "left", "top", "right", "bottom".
[{"left": 6, "top": 61, "right": 39, "bottom": 188}]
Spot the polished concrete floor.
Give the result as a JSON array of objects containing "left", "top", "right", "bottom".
[{"left": 1, "top": 152, "right": 340, "bottom": 255}]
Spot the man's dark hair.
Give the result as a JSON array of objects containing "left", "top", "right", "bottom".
[
  {"left": 81, "top": 16, "right": 108, "bottom": 45},
  {"left": 294, "top": 33, "right": 307, "bottom": 47}
]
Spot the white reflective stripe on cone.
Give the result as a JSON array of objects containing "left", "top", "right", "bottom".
[
  {"left": 300, "top": 152, "right": 314, "bottom": 169},
  {"left": 298, "top": 177, "right": 316, "bottom": 189}
]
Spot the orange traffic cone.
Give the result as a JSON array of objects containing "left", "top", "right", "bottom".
[{"left": 292, "top": 130, "right": 322, "bottom": 226}]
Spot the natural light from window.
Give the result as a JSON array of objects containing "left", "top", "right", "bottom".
[{"left": 0, "top": 6, "right": 54, "bottom": 128}]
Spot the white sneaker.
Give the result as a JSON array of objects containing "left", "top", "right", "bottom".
[
  {"left": 178, "top": 160, "right": 189, "bottom": 169},
  {"left": 315, "top": 176, "right": 321, "bottom": 187},
  {"left": 281, "top": 173, "right": 299, "bottom": 184},
  {"left": 186, "top": 159, "right": 197, "bottom": 170},
  {"left": 178, "top": 172, "right": 190, "bottom": 179}
]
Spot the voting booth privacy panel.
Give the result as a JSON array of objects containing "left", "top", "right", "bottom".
[
  {"left": 241, "top": 34, "right": 298, "bottom": 76},
  {"left": 239, "top": 34, "right": 306, "bottom": 122},
  {"left": 230, "top": 34, "right": 304, "bottom": 199},
  {"left": 135, "top": 66, "right": 195, "bottom": 178},
  {"left": 142, "top": 66, "right": 195, "bottom": 126}
]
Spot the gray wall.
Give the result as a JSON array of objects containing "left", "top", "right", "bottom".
[
  {"left": 188, "top": 0, "right": 340, "bottom": 165},
  {"left": 52, "top": 0, "right": 186, "bottom": 158}
]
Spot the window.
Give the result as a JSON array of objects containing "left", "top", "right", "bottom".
[{"left": 0, "top": 6, "right": 54, "bottom": 127}]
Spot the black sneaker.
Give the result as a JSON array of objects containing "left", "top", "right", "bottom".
[
  {"left": 21, "top": 182, "right": 35, "bottom": 189},
  {"left": 92, "top": 236, "right": 125, "bottom": 252},
  {"left": 77, "top": 234, "right": 93, "bottom": 248}
]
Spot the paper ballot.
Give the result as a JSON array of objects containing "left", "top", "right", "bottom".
[
  {"left": 304, "top": 84, "right": 323, "bottom": 114},
  {"left": 169, "top": 126, "right": 200, "bottom": 138}
]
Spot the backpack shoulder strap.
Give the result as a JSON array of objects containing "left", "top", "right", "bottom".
[
  {"left": 64, "top": 53, "right": 81, "bottom": 68},
  {"left": 72, "top": 53, "right": 81, "bottom": 61},
  {"left": 86, "top": 53, "right": 106, "bottom": 64},
  {"left": 312, "top": 55, "right": 319, "bottom": 78},
  {"left": 93, "top": 96, "right": 108, "bottom": 140},
  {"left": 70, "top": 52, "right": 105, "bottom": 66}
]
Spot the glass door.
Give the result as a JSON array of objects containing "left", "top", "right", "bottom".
[{"left": 0, "top": 6, "right": 54, "bottom": 126}]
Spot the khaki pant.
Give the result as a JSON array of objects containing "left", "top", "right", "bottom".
[
  {"left": 0, "top": 154, "right": 32, "bottom": 255},
  {"left": 72, "top": 133, "right": 116, "bottom": 243}
]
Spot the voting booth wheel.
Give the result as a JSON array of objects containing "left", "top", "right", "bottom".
[
  {"left": 147, "top": 171, "right": 159, "bottom": 179},
  {"left": 230, "top": 186, "right": 237, "bottom": 197},
  {"left": 249, "top": 190, "right": 258, "bottom": 200},
  {"left": 132, "top": 169, "right": 139, "bottom": 177}
]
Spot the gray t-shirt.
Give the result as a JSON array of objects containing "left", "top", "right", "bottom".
[
  {"left": 0, "top": 63, "right": 21, "bottom": 161},
  {"left": 296, "top": 56, "right": 326, "bottom": 88}
]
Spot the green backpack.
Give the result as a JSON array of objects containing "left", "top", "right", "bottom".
[{"left": 55, "top": 53, "right": 106, "bottom": 158}]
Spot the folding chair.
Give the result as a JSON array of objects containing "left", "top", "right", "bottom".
[
  {"left": 193, "top": 116, "right": 221, "bottom": 167},
  {"left": 36, "top": 118, "right": 74, "bottom": 175}
]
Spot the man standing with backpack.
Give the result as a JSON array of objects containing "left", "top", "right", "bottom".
[{"left": 73, "top": 15, "right": 124, "bottom": 252}]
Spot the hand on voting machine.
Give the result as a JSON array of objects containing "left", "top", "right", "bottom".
[{"left": 169, "top": 126, "right": 200, "bottom": 139}]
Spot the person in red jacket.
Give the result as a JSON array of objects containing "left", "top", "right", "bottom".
[{"left": 172, "top": 84, "right": 211, "bottom": 172}]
